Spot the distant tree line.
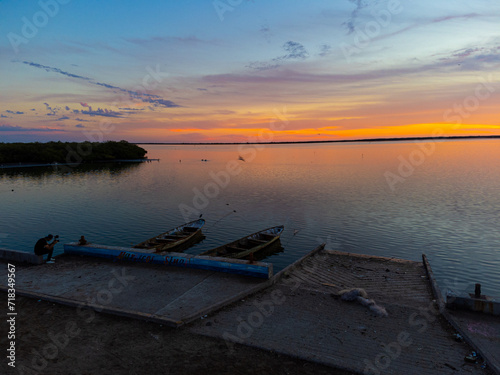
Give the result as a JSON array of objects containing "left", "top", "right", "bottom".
[{"left": 0, "top": 140, "right": 147, "bottom": 164}]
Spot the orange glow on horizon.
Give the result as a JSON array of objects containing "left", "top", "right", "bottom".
[{"left": 124, "top": 122, "right": 500, "bottom": 143}]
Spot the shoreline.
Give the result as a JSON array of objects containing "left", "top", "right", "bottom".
[
  {"left": 2, "top": 136, "right": 498, "bottom": 169},
  {"left": 137, "top": 134, "right": 500, "bottom": 145},
  {"left": 0, "top": 159, "right": 158, "bottom": 170}
]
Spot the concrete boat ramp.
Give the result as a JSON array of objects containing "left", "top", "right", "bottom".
[
  {"left": 0, "top": 254, "right": 271, "bottom": 327},
  {"left": 190, "top": 248, "right": 496, "bottom": 375},
  {"left": 1, "top": 246, "right": 497, "bottom": 375}
]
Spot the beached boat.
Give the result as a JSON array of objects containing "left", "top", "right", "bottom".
[
  {"left": 134, "top": 219, "right": 205, "bottom": 252},
  {"left": 199, "top": 225, "right": 284, "bottom": 259}
]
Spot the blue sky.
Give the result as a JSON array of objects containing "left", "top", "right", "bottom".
[{"left": 1, "top": 0, "right": 500, "bottom": 142}]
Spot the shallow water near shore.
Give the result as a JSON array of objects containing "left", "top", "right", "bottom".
[{"left": 1, "top": 139, "right": 499, "bottom": 295}]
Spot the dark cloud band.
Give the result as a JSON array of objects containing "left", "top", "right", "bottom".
[{"left": 21, "top": 61, "right": 181, "bottom": 108}]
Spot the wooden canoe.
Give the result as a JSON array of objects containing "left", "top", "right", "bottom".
[
  {"left": 134, "top": 219, "right": 205, "bottom": 252},
  {"left": 198, "top": 225, "right": 284, "bottom": 259}
]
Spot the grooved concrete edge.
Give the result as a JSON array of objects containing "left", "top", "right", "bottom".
[
  {"left": 203, "top": 331, "right": 365, "bottom": 375},
  {"left": 326, "top": 249, "right": 420, "bottom": 264},
  {"left": 182, "top": 244, "right": 327, "bottom": 325},
  {"left": 0, "top": 245, "right": 326, "bottom": 331},
  {"left": 0, "top": 248, "right": 43, "bottom": 265},
  {"left": 271, "top": 243, "right": 326, "bottom": 284},
  {"left": 0, "top": 286, "right": 183, "bottom": 328},
  {"left": 422, "top": 254, "right": 500, "bottom": 375},
  {"left": 190, "top": 243, "right": 366, "bottom": 375},
  {"left": 181, "top": 279, "right": 273, "bottom": 325}
]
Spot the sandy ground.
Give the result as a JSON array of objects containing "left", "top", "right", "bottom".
[{"left": 1, "top": 296, "right": 356, "bottom": 375}]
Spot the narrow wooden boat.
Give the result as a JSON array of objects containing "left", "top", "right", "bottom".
[
  {"left": 134, "top": 219, "right": 205, "bottom": 252},
  {"left": 199, "top": 225, "right": 284, "bottom": 259}
]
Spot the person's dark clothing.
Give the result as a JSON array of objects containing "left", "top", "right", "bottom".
[{"left": 34, "top": 237, "right": 53, "bottom": 260}]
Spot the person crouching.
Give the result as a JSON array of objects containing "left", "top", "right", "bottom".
[{"left": 34, "top": 234, "right": 59, "bottom": 263}]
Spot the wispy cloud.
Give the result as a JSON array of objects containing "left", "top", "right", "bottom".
[
  {"left": 0, "top": 124, "right": 63, "bottom": 132},
  {"left": 43, "top": 102, "right": 58, "bottom": 116},
  {"left": 430, "top": 13, "right": 480, "bottom": 24},
  {"left": 21, "top": 61, "right": 181, "bottom": 109},
  {"left": 5, "top": 110, "right": 24, "bottom": 115},
  {"left": 259, "top": 22, "right": 272, "bottom": 43},
  {"left": 80, "top": 107, "right": 123, "bottom": 118},
  {"left": 247, "top": 41, "right": 309, "bottom": 71},
  {"left": 274, "top": 41, "right": 309, "bottom": 61},
  {"left": 246, "top": 61, "right": 280, "bottom": 71},
  {"left": 318, "top": 44, "right": 333, "bottom": 57},
  {"left": 343, "top": 0, "right": 380, "bottom": 34},
  {"left": 437, "top": 45, "right": 500, "bottom": 65},
  {"left": 366, "top": 13, "right": 483, "bottom": 45},
  {"left": 125, "top": 35, "right": 214, "bottom": 46}
]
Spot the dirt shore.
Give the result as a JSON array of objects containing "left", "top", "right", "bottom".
[{"left": 1, "top": 296, "right": 355, "bottom": 375}]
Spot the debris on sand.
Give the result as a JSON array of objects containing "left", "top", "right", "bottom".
[{"left": 337, "top": 288, "right": 388, "bottom": 317}]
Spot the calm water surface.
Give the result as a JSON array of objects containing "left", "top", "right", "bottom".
[{"left": 1, "top": 140, "right": 499, "bottom": 295}]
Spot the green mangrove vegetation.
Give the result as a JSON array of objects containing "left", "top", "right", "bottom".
[{"left": 0, "top": 140, "right": 147, "bottom": 164}]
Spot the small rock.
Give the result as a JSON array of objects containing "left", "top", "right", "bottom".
[
  {"left": 149, "top": 333, "right": 160, "bottom": 341},
  {"left": 453, "top": 333, "right": 463, "bottom": 342}
]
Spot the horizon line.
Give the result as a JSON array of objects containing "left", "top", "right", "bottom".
[{"left": 136, "top": 134, "right": 500, "bottom": 145}]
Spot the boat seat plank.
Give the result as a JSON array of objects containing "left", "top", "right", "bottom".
[
  {"left": 260, "top": 233, "right": 277, "bottom": 240},
  {"left": 226, "top": 245, "right": 249, "bottom": 253},
  {"left": 248, "top": 238, "right": 268, "bottom": 245},
  {"left": 159, "top": 234, "right": 185, "bottom": 239},
  {"left": 155, "top": 238, "right": 177, "bottom": 243}
]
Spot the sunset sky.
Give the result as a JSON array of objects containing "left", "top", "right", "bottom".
[{"left": 1, "top": 0, "right": 500, "bottom": 143}]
